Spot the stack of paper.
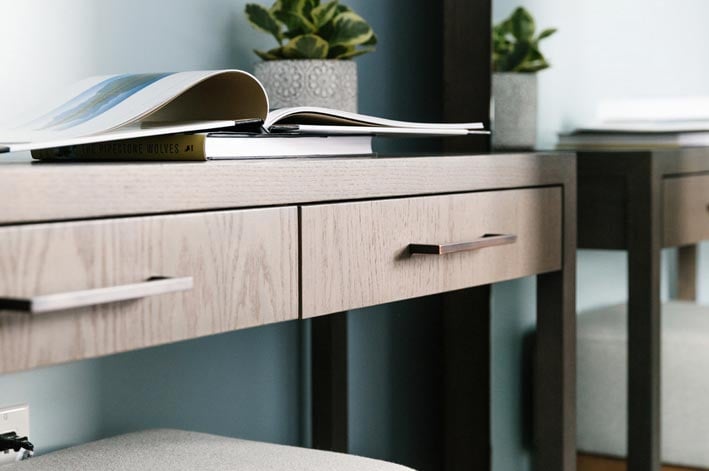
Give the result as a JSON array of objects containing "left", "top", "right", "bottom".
[{"left": 558, "top": 97, "right": 709, "bottom": 150}]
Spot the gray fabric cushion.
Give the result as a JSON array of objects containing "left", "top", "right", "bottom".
[
  {"left": 577, "top": 301, "right": 709, "bottom": 468},
  {"left": 5, "top": 429, "right": 414, "bottom": 471}
]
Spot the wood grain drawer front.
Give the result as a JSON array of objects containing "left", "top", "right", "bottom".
[
  {"left": 301, "top": 188, "right": 562, "bottom": 317},
  {"left": 0, "top": 208, "right": 298, "bottom": 374},
  {"left": 664, "top": 174, "right": 709, "bottom": 247}
]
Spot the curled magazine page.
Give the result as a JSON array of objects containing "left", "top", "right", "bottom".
[
  {"left": 264, "top": 106, "right": 485, "bottom": 130},
  {"left": 0, "top": 70, "right": 269, "bottom": 151}
]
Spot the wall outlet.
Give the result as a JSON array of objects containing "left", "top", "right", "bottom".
[{"left": 0, "top": 404, "right": 30, "bottom": 465}]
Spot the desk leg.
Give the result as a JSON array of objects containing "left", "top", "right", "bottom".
[
  {"left": 677, "top": 245, "right": 698, "bottom": 302},
  {"left": 536, "top": 269, "right": 576, "bottom": 471},
  {"left": 442, "top": 286, "right": 491, "bottom": 471},
  {"left": 311, "top": 312, "right": 349, "bottom": 453},
  {"left": 536, "top": 176, "right": 577, "bottom": 471},
  {"left": 627, "top": 169, "right": 662, "bottom": 471}
]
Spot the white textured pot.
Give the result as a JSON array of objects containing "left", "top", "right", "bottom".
[
  {"left": 254, "top": 60, "right": 358, "bottom": 112},
  {"left": 491, "top": 72, "right": 538, "bottom": 150}
]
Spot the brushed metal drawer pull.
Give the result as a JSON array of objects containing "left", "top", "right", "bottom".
[
  {"left": 409, "top": 233, "right": 517, "bottom": 255},
  {"left": 0, "top": 276, "right": 193, "bottom": 315}
]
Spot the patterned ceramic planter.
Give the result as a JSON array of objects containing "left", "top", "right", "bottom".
[
  {"left": 254, "top": 60, "right": 358, "bottom": 112},
  {"left": 491, "top": 72, "right": 537, "bottom": 150}
]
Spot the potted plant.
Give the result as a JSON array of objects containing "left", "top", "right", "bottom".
[
  {"left": 245, "top": 0, "right": 377, "bottom": 112},
  {"left": 492, "top": 7, "right": 556, "bottom": 149}
]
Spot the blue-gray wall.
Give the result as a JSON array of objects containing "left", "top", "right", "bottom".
[
  {"left": 1, "top": 2, "right": 707, "bottom": 471},
  {"left": 0, "top": 1, "right": 443, "bottom": 468}
]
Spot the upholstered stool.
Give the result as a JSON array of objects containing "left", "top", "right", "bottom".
[
  {"left": 4, "top": 429, "right": 414, "bottom": 471},
  {"left": 577, "top": 301, "right": 709, "bottom": 469}
]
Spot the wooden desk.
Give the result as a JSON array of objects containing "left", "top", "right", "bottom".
[
  {"left": 577, "top": 149, "right": 709, "bottom": 471},
  {"left": 0, "top": 153, "right": 576, "bottom": 471}
]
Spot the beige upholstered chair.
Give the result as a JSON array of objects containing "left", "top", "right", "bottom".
[
  {"left": 4, "top": 429, "right": 414, "bottom": 471},
  {"left": 577, "top": 301, "right": 709, "bottom": 470}
]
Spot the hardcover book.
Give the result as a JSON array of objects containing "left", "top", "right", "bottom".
[
  {"left": 30, "top": 133, "right": 374, "bottom": 161},
  {"left": 0, "top": 70, "right": 486, "bottom": 154}
]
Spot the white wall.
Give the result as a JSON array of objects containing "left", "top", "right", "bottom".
[
  {"left": 492, "top": 1, "right": 709, "bottom": 470},
  {"left": 0, "top": 0, "right": 262, "bottom": 122},
  {"left": 493, "top": 0, "right": 709, "bottom": 148}
]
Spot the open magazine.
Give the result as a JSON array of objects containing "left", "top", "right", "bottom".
[{"left": 0, "top": 70, "right": 486, "bottom": 153}]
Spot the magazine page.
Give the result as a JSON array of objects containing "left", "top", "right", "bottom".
[
  {"left": 264, "top": 106, "right": 485, "bottom": 130},
  {"left": 0, "top": 70, "right": 268, "bottom": 150}
]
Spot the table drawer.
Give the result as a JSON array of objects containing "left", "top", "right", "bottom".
[
  {"left": 664, "top": 174, "right": 709, "bottom": 247},
  {"left": 0, "top": 208, "right": 298, "bottom": 373},
  {"left": 301, "top": 188, "right": 562, "bottom": 317}
]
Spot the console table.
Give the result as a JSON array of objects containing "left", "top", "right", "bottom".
[
  {"left": 577, "top": 149, "right": 709, "bottom": 471},
  {"left": 0, "top": 152, "right": 576, "bottom": 471}
]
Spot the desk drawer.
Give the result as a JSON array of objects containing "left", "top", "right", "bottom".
[
  {"left": 301, "top": 188, "right": 562, "bottom": 317},
  {"left": 664, "top": 174, "right": 709, "bottom": 247},
  {"left": 0, "top": 208, "right": 298, "bottom": 373}
]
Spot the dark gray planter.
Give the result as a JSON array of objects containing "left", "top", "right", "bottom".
[
  {"left": 492, "top": 72, "right": 538, "bottom": 150},
  {"left": 254, "top": 60, "right": 358, "bottom": 112}
]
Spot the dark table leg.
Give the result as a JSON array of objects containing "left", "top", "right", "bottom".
[
  {"left": 627, "top": 167, "right": 662, "bottom": 471},
  {"left": 536, "top": 270, "right": 576, "bottom": 471},
  {"left": 442, "top": 286, "right": 492, "bottom": 471},
  {"left": 311, "top": 312, "right": 349, "bottom": 453},
  {"left": 677, "top": 245, "right": 698, "bottom": 302},
  {"left": 535, "top": 179, "right": 577, "bottom": 471}
]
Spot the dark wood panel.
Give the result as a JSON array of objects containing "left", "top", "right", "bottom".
[
  {"left": 311, "top": 312, "right": 349, "bottom": 452},
  {"left": 536, "top": 170, "right": 577, "bottom": 471},
  {"left": 625, "top": 159, "right": 662, "bottom": 471},
  {"left": 443, "top": 0, "right": 491, "bottom": 153},
  {"left": 677, "top": 245, "right": 698, "bottom": 301},
  {"left": 578, "top": 175, "right": 627, "bottom": 249},
  {"left": 442, "top": 286, "right": 491, "bottom": 471}
]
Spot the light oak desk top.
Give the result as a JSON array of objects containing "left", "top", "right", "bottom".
[{"left": 0, "top": 152, "right": 577, "bottom": 471}]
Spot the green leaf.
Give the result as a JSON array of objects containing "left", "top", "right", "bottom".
[
  {"left": 516, "top": 59, "right": 550, "bottom": 73},
  {"left": 362, "top": 31, "right": 378, "bottom": 46},
  {"left": 327, "top": 44, "right": 350, "bottom": 58},
  {"left": 311, "top": 0, "right": 339, "bottom": 28},
  {"left": 503, "top": 40, "right": 531, "bottom": 71},
  {"left": 494, "top": 18, "right": 513, "bottom": 36},
  {"left": 254, "top": 48, "right": 285, "bottom": 60},
  {"left": 303, "top": 0, "right": 319, "bottom": 17},
  {"left": 245, "top": 4, "right": 283, "bottom": 43},
  {"left": 537, "top": 27, "right": 557, "bottom": 40},
  {"left": 510, "top": 7, "right": 535, "bottom": 40},
  {"left": 328, "top": 11, "right": 373, "bottom": 47},
  {"left": 283, "top": 34, "right": 330, "bottom": 59},
  {"left": 335, "top": 3, "right": 350, "bottom": 13},
  {"left": 335, "top": 46, "right": 374, "bottom": 59},
  {"left": 274, "top": 9, "right": 316, "bottom": 34},
  {"left": 329, "top": 33, "right": 376, "bottom": 59},
  {"left": 492, "top": 6, "right": 555, "bottom": 72},
  {"left": 279, "top": 0, "right": 306, "bottom": 14}
]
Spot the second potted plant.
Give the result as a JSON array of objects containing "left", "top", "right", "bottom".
[
  {"left": 245, "top": 0, "right": 377, "bottom": 112},
  {"left": 492, "top": 7, "right": 556, "bottom": 149}
]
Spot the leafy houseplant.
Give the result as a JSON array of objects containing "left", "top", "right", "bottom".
[
  {"left": 245, "top": 0, "right": 377, "bottom": 60},
  {"left": 491, "top": 7, "right": 557, "bottom": 149},
  {"left": 492, "top": 7, "right": 556, "bottom": 73},
  {"left": 245, "top": 0, "right": 377, "bottom": 111}
]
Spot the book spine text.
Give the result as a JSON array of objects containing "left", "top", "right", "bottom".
[{"left": 31, "top": 134, "right": 207, "bottom": 161}]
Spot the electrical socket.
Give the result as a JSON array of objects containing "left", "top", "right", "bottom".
[{"left": 0, "top": 404, "right": 30, "bottom": 465}]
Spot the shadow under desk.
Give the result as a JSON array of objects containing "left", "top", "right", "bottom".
[{"left": 0, "top": 152, "right": 577, "bottom": 471}]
